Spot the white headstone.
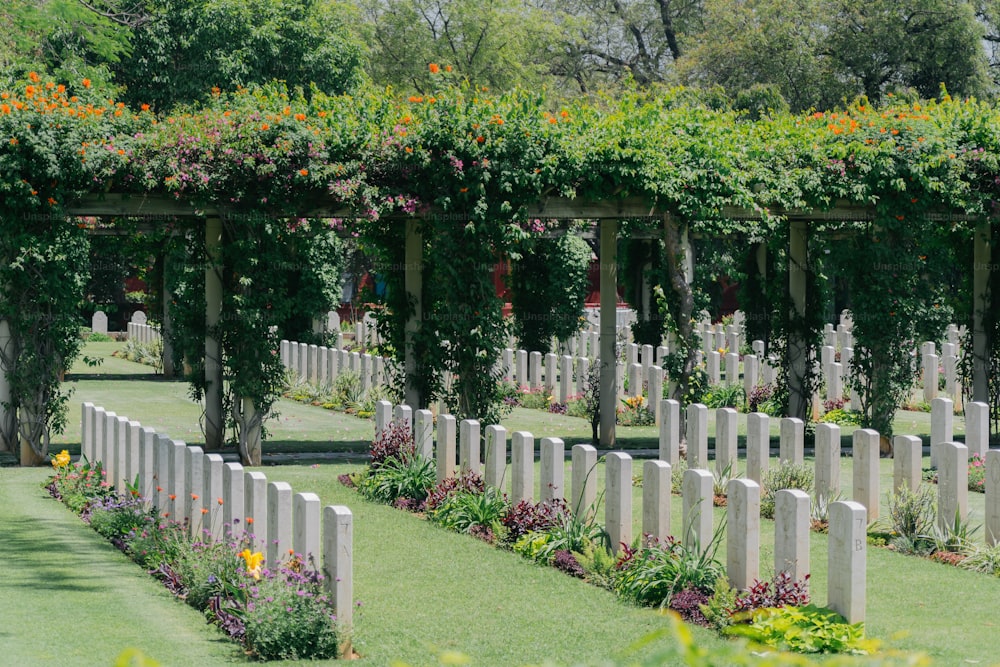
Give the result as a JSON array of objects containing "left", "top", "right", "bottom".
[
  {"left": 606, "top": 452, "right": 633, "bottom": 553},
  {"left": 92, "top": 310, "right": 108, "bottom": 334},
  {"left": 727, "top": 479, "right": 761, "bottom": 591},
  {"left": 571, "top": 444, "right": 597, "bottom": 518},
  {"left": 642, "top": 460, "right": 671, "bottom": 542}
]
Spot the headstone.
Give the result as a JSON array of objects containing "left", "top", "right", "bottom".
[
  {"left": 516, "top": 350, "right": 528, "bottom": 388},
  {"left": 746, "top": 412, "right": 770, "bottom": 484},
  {"left": 779, "top": 418, "right": 804, "bottom": 465},
  {"left": 81, "top": 403, "right": 94, "bottom": 463},
  {"left": 827, "top": 501, "right": 867, "bottom": 624},
  {"left": 529, "top": 351, "right": 542, "bottom": 390},
  {"left": 138, "top": 427, "right": 156, "bottom": 510},
  {"left": 169, "top": 440, "right": 186, "bottom": 522},
  {"left": 327, "top": 310, "right": 341, "bottom": 334},
  {"left": 606, "top": 452, "right": 633, "bottom": 553},
  {"left": 436, "top": 415, "right": 457, "bottom": 483},
  {"left": 641, "top": 344, "right": 654, "bottom": 378},
  {"left": 752, "top": 340, "right": 765, "bottom": 358},
  {"left": 393, "top": 404, "right": 413, "bottom": 434},
  {"left": 294, "top": 492, "right": 321, "bottom": 562},
  {"left": 938, "top": 442, "right": 969, "bottom": 532},
  {"left": 266, "top": 482, "right": 293, "bottom": 566},
  {"left": 986, "top": 450, "right": 1000, "bottom": 546},
  {"left": 966, "top": 402, "right": 989, "bottom": 459},
  {"left": 923, "top": 353, "right": 939, "bottom": 402},
  {"left": 576, "top": 357, "right": 589, "bottom": 397},
  {"left": 359, "top": 354, "right": 371, "bottom": 392},
  {"left": 571, "top": 444, "right": 598, "bottom": 518},
  {"left": 716, "top": 407, "right": 738, "bottom": 477},
  {"left": 323, "top": 505, "right": 353, "bottom": 656},
  {"left": 92, "top": 406, "right": 106, "bottom": 469},
  {"left": 642, "top": 460, "right": 671, "bottom": 542},
  {"left": 686, "top": 403, "right": 708, "bottom": 468},
  {"left": 775, "top": 489, "right": 810, "bottom": 581},
  {"left": 743, "top": 354, "right": 759, "bottom": 397},
  {"left": 828, "top": 362, "right": 843, "bottom": 402},
  {"left": 459, "top": 419, "right": 481, "bottom": 474},
  {"left": 155, "top": 434, "right": 171, "bottom": 513},
  {"left": 502, "top": 348, "right": 514, "bottom": 382},
  {"left": 727, "top": 479, "right": 761, "bottom": 591},
  {"left": 725, "top": 352, "right": 740, "bottom": 387},
  {"left": 318, "top": 347, "right": 329, "bottom": 386},
  {"left": 185, "top": 446, "right": 205, "bottom": 538},
  {"left": 893, "top": 435, "right": 923, "bottom": 493},
  {"left": 223, "top": 462, "right": 245, "bottom": 539},
  {"left": 943, "top": 354, "right": 957, "bottom": 399},
  {"left": 374, "top": 401, "right": 393, "bottom": 441},
  {"left": 484, "top": 425, "right": 507, "bottom": 489},
  {"left": 628, "top": 363, "right": 642, "bottom": 397},
  {"left": 560, "top": 355, "right": 573, "bottom": 403},
  {"left": 203, "top": 453, "right": 225, "bottom": 542},
  {"left": 707, "top": 351, "right": 721, "bottom": 385},
  {"left": 115, "top": 416, "right": 129, "bottom": 490},
  {"left": 511, "top": 431, "right": 534, "bottom": 503},
  {"left": 308, "top": 344, "right": 319, "bottom": 385},
  {"left": 299, "top": 344, "right": 309, "bottom": 382},
  {"left": 931, "top": 397, "right": 954, "bottom": 468},
  {"left": 626, "top": 343, "right": 639, "bottom": 366},
  {"left": 414, "top": 409, "right": 434, "bottom": 460},
  {"left": 682, "top": 468, "right": 713, "bottom": 551},
  {"left": 92, "top": 310, "right": 108, "bottom": 334},
  {"left": 659, "top": 399, "right": 680, "bottom": 464},
  {"left": 648, "top": 366, "right": 664, "bottom": 425},
  {"left": 540, "top": 438, "right": 565, "bottom": 502},
  {"left": 244, "top": 471, "right": 269, "bottom": 551},
  {"left": 814, "top": 423, "right": 841, "bottom": 502},
  {"left": 853, "top": 428, "right": 880, "bottom": 522}
]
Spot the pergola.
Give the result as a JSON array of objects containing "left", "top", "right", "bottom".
[{"left": 34, "top": 192, "right": 993, "bottom": 450}]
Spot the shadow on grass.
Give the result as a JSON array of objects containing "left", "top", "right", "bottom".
[
  {"left": 64, "top": 373, "right": 184, "bottom": 382},
  {"left": 0, "top": 514, "right": 117, "bottom": 593}
]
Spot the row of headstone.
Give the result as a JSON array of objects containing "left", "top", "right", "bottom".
[
  {"left": 80, "top": 402, "right": 354, "bottom": 640},
  {"left": 127, "top": 321, "right": 161, "bottom": 344},
  {"left": 280, "top": 339, "right": 387, "bottom": 390},
  {"left": 920, "top": 340, "right": 964, "bottom": 405},
  {"left": 374, "top": 401, "right": 866, "bottom": 623}
]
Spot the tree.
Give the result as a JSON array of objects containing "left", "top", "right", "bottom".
[{"left": 115, "top": 0, "right": 365, "bottom": 110}]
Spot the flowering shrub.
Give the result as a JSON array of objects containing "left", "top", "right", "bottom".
[
  {"left": 618, "top": 395, "right": 654, "bottom": 427},
  {"left": 969, "top": 454, "right": 986, "bottom": 493}
]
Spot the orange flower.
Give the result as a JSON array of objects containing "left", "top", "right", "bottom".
[
  {"left": 404, "top": 146, "right": 413, "bottom": 153},
  {"left": 1, "top": 104, "right": 10, "bottom": 114},
  {"left": 299, "top": 168, "right": 309, "bottom": 176},
  {"left": 47, "top": 197, "right": 56, "bottom": 206},
  {"left": 82, "top": 78, "right": 91, "bottom": 88},
  {"left": 429, "top": 63, "right": 440, "bottom": 74},
  {"left": 117, "top": 149, "right": 125, "bottom": 155},
  {"left": 191, "top": 493, "right": 199, "bottom": 501},
  {"left": 548, "top": 117, "right": 557, "bottom": 124},
  {"left": 217, "top": 497, "right": 224, "bottom": 505},
  {"left": 28, "top": 71, "right": 39, "bottom": 83},
  {"left": 445, "top": 65, "right": 452, "bottom": 72},
  {"left": 282, "top": 106, "right": 291, "bottom": 115},
  {"left": 476, "top": 135, "right": 485, "bottom": 143},
  {"left": 890, "top": 129, "right": 899, "bottom": 135},
  {"left": 246, "top": 517, "right": 254, "bottom": 525},
  {"left": 560, "top": 110, "right": 569, "bottom": 118},
  {"left": 140, "top": 103, "right": 150, "bottom": 111},
  {"left": 201, "top": 508, "right": 209, "bottom": 515},
  {"left": 260, "top": 123, "right": 269, "bottom": 131},
  {"left": 169, "top": 494, "right": 176, "bottom": 501},
  {"left": 294, "top": 113, "right": 306, "bottom": 121},
  {"left": 157, "top": 486, "right": 163, "bottom": 493},
  {"left": 8, "top": 137, "right": 16, "bottom": 145},
  {"left": 57, "top": 84, "right": 65, "bottom": 94},
  {"left": 25, "top": 85, "right": 35, "bottom": 97},
  {"left": 459, "top": 187, "right": 468, "bottom": 193}
]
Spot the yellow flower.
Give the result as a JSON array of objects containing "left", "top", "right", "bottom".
[
  {"left": 51, "top": 450, "right": 70, "bottom": 468},
  {"left": 717, "top": 347, "right": 726, "bottom": 356},
  {"left": 239, "top": 548, "right": 265, "bottom": 579}
]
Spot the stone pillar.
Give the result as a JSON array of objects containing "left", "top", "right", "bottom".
[
  {"left": 323, "top": 505, "right": 353, "bottom": 658},
  {"left": 986, "top": 450, "right": 1000, "bottom": 546},
  {"left": 516, "top": 350, "right": 528, "bottom": 388},
  {"left": 893, "top": 435, "right": 923, "bottom": 493},
  {"left": 966, "top": 402, "right": 989, "bottom": 459},
  {"left": 774, "top": 488, "right": 810, "bottom": 581},
  {"left": 659, "top": 399, "right": 680, "bottom": 465},
  {"left": 931, "top": 397, "right": 953, "bottom": 468},
  {"left": 627, "top": 363, "right": 642, "bottom": 397},
  {"left": 606, "top": 452, "right": 632, "bottom": 553},
  {"left": 204, "top": 214, "right": 224, "bottom": 450},
  {"left": 642, "top": 460, "right": 671, "bottom": 542},
  {"left": 138, "top": 427, "right": 156, "bottom": 510},
  {"left": 686, "top": 403, "right": 708, "bottom": 468},
  {"left": 374, "top": 401, "right": 392, "bottom": 441},
  {"left": 706, "top": 351, "right": 721, "bottom": 385},
  {"left": 223, "top": 462, "right": 245, "bottom": 539},
  {"left": 266, "top": 481, "right": 293, "bottom": 566},
  {"left": 435, "top": 415, "right": 456, "bottom": 484},
  {"left": 529, "top": 351, "right": 542, "bottom": 391},
  {"left": 853, "top": 428, "right": 880, "bottom": 522},
  {"left": 81, "top": 403, "right": 94, "bottom": 463},
  {"left": 787, "top": 219, "right": 809, "bottom": 420},
  {"left": 599, "top": 219, "right": 618, "bottom": 447},
  {"left": 812, "top": 423, "right": 839, "bottom": 505},
  {"left": 576, "top": 357, "right": 589, "bottom": 397},
  {"left": 779, "top": 417, "right": 804, "bottom": 465},
  {"left": 559, "top": 355, "right": 573, "bottom": 403},
  {"left": 414, "top": 409, "right": 434, "bottom": 460},
  {"left": 716, "top": 407, "right": 738, "bottom": 477},
  {"left": 545, "top": 352, "right": 558, "bottom": 393},
  {"left": 244, "top": 471, "right": 268, "bottom": 551},
  {"left": 511, "top": 431, "right": 534, "bottom": 503},
  {"left": 294, "top": 492, "right": 321, "bottom": 562},
  {"left": 571, "top": 444, "right": 597, "bottom": 517},
  {"left": 168, "top": 440, "right": 186, "bottom": 522},
  {"left": 727, "top": 479, "right": 760, "bottom": 591},
  {"left": 746, "top": 412, "right": 770, "bottom": 484},
  {"left": 682, "top": 468, "right": 713, "bottom": 551},
  {"left": 827, "top": 501, "right": 867, "bottom": 624},
  {"left": 648, "top": 366, "right": 663, "bottom": 425},
  {"left": 725, "top": 352, "right": 740, "bottom": 387},
  {"left": 155, "top": 434, "right": 171, "bottom": 513},
  {"left": 540, "top": 437, "right": 565, "bottom": 502},
  {"left": 743, "top": 354, "right": 759, "bottom": 397},
  {"left": 938, "top": 441, "right": 969, "bottom": 532},
  {"left": 459, "top": 419, "right": 481, "bottom": 474},
  {"left": 484, "top": 425, "right": 507, "bottom": 489},
  {"left": 203, "top": 453, "right": 224, "bottom": 542}
]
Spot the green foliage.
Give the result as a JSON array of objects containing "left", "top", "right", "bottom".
[
  {"left": 760, "top": 464, "right": 814, "bottom": 519},
  {"left": 509, "top": 234, "right": 590, "bottom": 354},
  {"left": 960, "top": 543, "right": 1000, "bottom": 577},
  {"left": 427, "top": 486, "right": 509, "bottom": 539},
  {"left": 883, "top": 485, "right": 936, "bottom": 555},
  {"left": 700, "top": 577, "right": 739, "bottom": 631},
  {"left": 116, "top": 337, "right": 164, "bottom": 371},
  {"left": 702, "top": 383, "right": 746, "bottom": 410},
  {"left": 87, "top": 332, "right": 113, "bottom": 342},
  {"left": 571, "top": 540, "right": 618, "bottom": 591},
  {"left": 358, "top": 455, "right": 436, "bottom": 505},
  {"left": 513, "top": 511, "right": 609, "bottom": 565},
  {"left": 818, "top": 409, "right": 861, "bottom": 426},
  {"left": 728, "top": 605, "right": 875, "bottom": 655}
]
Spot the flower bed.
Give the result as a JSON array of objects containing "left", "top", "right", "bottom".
[{"left": 44, "top": 452, "right": 347, "bottom": 661}]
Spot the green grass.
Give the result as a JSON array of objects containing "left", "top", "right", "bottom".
[{"left": 6, "top": 341, "right": 997, "bottom": 664}]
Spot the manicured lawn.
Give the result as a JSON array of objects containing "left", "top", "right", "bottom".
[{"left": 4, "top": 341, "right": 993, "bottom": 664}]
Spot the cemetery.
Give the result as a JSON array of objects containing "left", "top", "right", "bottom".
[{"left": 5, "top": 68, "right": 1000, "bottom": 666}]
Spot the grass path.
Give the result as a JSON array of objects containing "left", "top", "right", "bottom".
[{"left": 0, "top": 467, "right": 241, "bottom": 666}]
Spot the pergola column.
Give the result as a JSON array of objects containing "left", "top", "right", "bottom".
[
  {"left": 0, "top": 318, "right": 12, "bottom": 451},
  {"left": 973, "top": 221, "right": 992, "bottom": 403},
  {"left": 599, "top": 220, "right": 618, "bottom": 447},
  {"left": 404, "top": 219, "right": 423, "bottom": 408},
  {"left": 205, "top": 215, "right": 224, "bottom": 450},
  {"left": 161, "top": 253, "right": 175, "bottom": 378},
  {"left": 787, "top": 220, "right": 809, "bottom": 420}
]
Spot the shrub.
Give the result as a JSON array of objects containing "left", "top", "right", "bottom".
[
  {"left": 748, "top": 383, "right": 782, "bottom": 416},
  {"left": 760, "top": 464, "right": 814, "bottom": 519},
  {"left": 960, "top": 543, "right": 1000, "bottom": 576},
  {"left": 571, "top": 540, "right": 618, "bottom": 590},
  {"left": 369, "top": 419, "right": 415, "bottom": 469},
  {"left": 241, "top": 568, "right": 341, "bottom": 660},
  {"left": 552, "top": 550, "right": 586, "bottom": 578},
  {"left": 969, "top": 454, "right": 986, "bottom": 493},
  {"left": 699, "top": 577, "right": 739, "bottom": 631},
  {"left": 617, "top": 395, "right": 654, "bottom": 426},
  {"left": 613, "top": 532, "right": 726, "bottom": 608},
  {"left": 358, "top": 455, "right": 435, "bottom": 506},
  {"left": 728, "top": 605, "right": 875, "bottom": 655},
  {"left": 734, "top": 572, "right": 811, "bottom": 613},
  {"left": 501, "top": 498, "right": 570, "bottom": 544},
  {"left": 703, "top": 383, "right": 745, "bottom": 410},
  {"left": 818, "top": 408, "right": 862, "bottom": 426},
  {"left": 668, "top": 586, "right": 710, "bottom": 626},
  {"left": 884, "top": 485, "right": 935, "bottom": 554},
  {"left": 88, "top": 331, "right": 113, "bottom": 342},
  {"left": 428, "top": 486, "right": 509, "bottom": 541},
  {"left": 86, "top": 494, "right": 149, "bottom": 544},
  {"left": 424, "top": 471, "right": 486, "bottom": 512}
]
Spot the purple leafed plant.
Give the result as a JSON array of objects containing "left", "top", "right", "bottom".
[
  {"left": 669, "top": 586, "right": 710, "bottom": 625},
  {"left": 501, "top": 498, "right": 570, "bottom": 543},
  {"left": 734, "top": 571, "right": 810, "bottom": 612},
  {"left": 552, "top": 550, "right": 585, "bottom": 578}
]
